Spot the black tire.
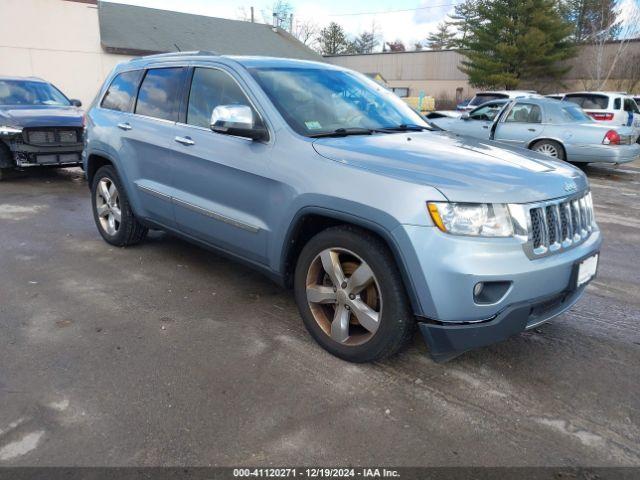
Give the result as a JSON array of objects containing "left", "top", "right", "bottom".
[
  {"left": 531, "top": 139, "right": 566, "bottom": 160},
  {"left": 0, "top": 142, "right": 16, "bottom": 180},
  {"left": 91, "top": 165, "right": 148, "bottom": 246},
  {"left": 294, "top": 225, "right": 414, "bottom": 363}
]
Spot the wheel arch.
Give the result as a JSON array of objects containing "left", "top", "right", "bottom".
[
  {"left": 528, "top": 137, "right": 567, "bottom": 159},
  {"left": 280, "top": 206, "right": 426, "bottom": 316},
  {"left": 86, "top": 152, "right": 117, "bottom": 185}
]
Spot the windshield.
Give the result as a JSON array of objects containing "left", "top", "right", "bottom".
[
  {"left": 468, "top": 93, "right": 508, "bottom": 107},
  {"left": 563, "top": 94, "right": 608, "bottom": 110},
  {"left": 249, "top": 67, "right": 429, "bottom": 136},
  {"left": 0, "top": 80, "right": 70, "bottom": 106}
]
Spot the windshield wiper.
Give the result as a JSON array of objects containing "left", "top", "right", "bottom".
[
  {"left": 308, "top": 127, "right": 374, "bottom": 138},
  {"left": 377, "top": 123, "right": 432, "bottom": 132}
]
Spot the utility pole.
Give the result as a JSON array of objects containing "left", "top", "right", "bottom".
[{"left": 250, "top": 6, "right": 254, "bottom": 23}]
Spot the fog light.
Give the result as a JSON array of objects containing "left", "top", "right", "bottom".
[{"left": 473, "top": 281, "right": 512, "bottom": 305}]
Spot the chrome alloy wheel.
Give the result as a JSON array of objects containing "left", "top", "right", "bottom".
[
  {"left": 534, "top": 143, "right": 559, "bottom": 157},
  {"left": 95, "top": 177, "right": 121, "bottom": 236},
  {"left": 305, "top": 248, "right": 382, "bottom": 346}
]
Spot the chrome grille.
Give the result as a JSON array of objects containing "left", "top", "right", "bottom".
[{"left": 525, "top": 192, "right": 595, "bottom": 258}]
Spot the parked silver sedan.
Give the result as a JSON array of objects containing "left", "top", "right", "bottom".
[{"left": 428, "top": 97, "right": 640, "bottom": 165}]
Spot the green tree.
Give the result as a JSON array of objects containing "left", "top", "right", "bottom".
[
  {"left": 317, "top": 22, "right": 351, "bottom": 55},
  {"left": 353, "top": 31, "right": 379, "bottom": 54},
  {"left": 425, "top": 21, "right": 457, "bottom": 50},
  {"left": 459, "top": 0, "right": 576, "bottom": 89},
  {"left": 449, "top": 0, "right": 481, "bottom": 46}
]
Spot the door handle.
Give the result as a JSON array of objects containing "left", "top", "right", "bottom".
[
  {"left": 482, "top": 125, "right": 489, "bottom": 129},
  {"left": 174, "top": 136, "right": 195, "bottom": 146},
  {"left": 117, "top": 122, "right": 132, "bottom": 131},
  {"left": 528, "top": 128, "right": 537, "bottom": 132}
]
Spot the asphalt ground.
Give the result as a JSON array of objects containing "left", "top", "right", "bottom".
[{"left": 0, "top": 161, "right": 639, "bottom": 467}]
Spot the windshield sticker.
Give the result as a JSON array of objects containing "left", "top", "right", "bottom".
[{"left": 305, "top": 121, "right": 322, "bottom": 130}]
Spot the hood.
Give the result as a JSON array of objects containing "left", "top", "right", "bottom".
[
  {"left": 0, "top": 105, "right": 83, "bottom": 128},
  {"left": 312, "top": 131, "right": 588, "bottom": 204}
]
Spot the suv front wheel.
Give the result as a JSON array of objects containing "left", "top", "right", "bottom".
[
  {"left": 91, "top": 165, "right": 148, "bottom": 246},
  {"left": 294, "top": 226, "right": 414, "bottom": 362}
]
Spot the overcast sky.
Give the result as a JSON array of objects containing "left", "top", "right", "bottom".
[
  {"left": 104, "top": 0, "right": 640, "bottom": 49},
  {"left": 104, "top": 0, "right": 462, "bottom": 48}
]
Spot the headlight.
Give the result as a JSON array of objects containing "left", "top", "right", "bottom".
[
  {"left": 427, "top": 202, "right": 514, "bottom": 237},
  {"left": 0, "top": 125, "right": 23, "bottom": 136}
]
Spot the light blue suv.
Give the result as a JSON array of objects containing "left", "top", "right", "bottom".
[{"left": 84, "top": 52, "right": 602, "bottom": 363}]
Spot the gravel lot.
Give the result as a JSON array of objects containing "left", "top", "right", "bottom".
[{"left": 0, "top": 162, "right": 639, "bottom": 467}]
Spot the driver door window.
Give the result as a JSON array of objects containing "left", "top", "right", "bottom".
[
  {"left": 469, "top": 103, "right": 503, "bottom": 121},
  {"left": 187, "top": 68, "right": 255, "bottom": 128}
]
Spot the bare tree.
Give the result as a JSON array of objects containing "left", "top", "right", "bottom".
[
  {"left": 581, "top": 1, "right": 640, "bottom": 90},
  {"left": 613, "top": 53, "right": 640, "bottom": 93},
  {"left": 292, "top": 18, "right": 320, "bottom": 48},
  {"left": 236, "top": 6, "right": 252, "bottom": 22},
  {"left": 385, "top": 40, "right": 406, "bottom": 52},
  {"left": 262, "top": 1, "right": 294, "bottom": 29}
]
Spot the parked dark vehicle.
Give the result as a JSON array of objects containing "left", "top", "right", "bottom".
[{"left": 0, "top": 76, "right": 84, "bottom": 178}]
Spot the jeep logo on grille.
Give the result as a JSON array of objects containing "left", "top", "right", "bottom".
[{"left": 564, "top": 181, "right": 577, "bottom": 193}]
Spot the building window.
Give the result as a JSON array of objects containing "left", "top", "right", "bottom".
[{"left": 392, "top": 87, "right": 410, "bottom": 98}]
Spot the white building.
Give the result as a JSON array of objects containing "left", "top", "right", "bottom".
[{"left": 0, "top": 0, "right": 320, "bottom": 106}]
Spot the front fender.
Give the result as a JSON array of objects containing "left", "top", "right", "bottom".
[{"left": 275, "top": 201, "right": 438, "bottom": 318}]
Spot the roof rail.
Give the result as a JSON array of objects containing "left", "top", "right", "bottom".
[{"left": 137, "top": 50, "right": 219, "bottom": 60}]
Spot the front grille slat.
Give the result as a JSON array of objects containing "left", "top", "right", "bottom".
[
  {"left": 527, "top": 192, "right": 595, "bottom": 258},
  {"left": 24, "top": 128, "right": 82, "bottom": 146}
]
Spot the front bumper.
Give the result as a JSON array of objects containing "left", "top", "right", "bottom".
[
  {"left": 2, "top": 128, "right": 83, "bottom": 168},
  {"left": 419, "top": 278, "right": 588, "bottom": 362},
  {"left": 11, "top": 143, "right": 83, "bottom": 167},
  {"left": 396, "top": 224, "right": 602, "bottom": 361}
]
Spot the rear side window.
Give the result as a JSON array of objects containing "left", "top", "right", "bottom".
[
  {"left": 505, "top": 103, "right": 542, "bottom": 123},
  {"left": 564, "top": 94, "right": 609, "bottom": 110},
  {"left": 560, "top": 105, "right": 591, "bottom": 122},
  {"left": 101, "top": 70, "right": 142, "bottom": 112},
  {"left": 186, "top": 68, "right": 254, "bottom": 128},
  {"left": 135, "top": 68, "right": 185, "bottom": 121},
  {"left": 624, "top": 98, "right": 639, "bottom": 114},
  {"left": 614, "top": 98, "right": 621, "bottom": 110}
]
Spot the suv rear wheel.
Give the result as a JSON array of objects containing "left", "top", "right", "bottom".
[
  {"left": 91, "top": 165, "right": 148, "bottom": 246},
  {"left": 294, "top": 226, "right": 414, "bottom": 362}
]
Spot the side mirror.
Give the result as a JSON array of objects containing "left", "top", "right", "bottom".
[
  {"left": 210, "top": 105, "right": 268, "bottom": 141},
  {"left": 70, "top": 99, "right": 82, "bottom": 107},
  {"left": 461, "top": 112, "right": 470, "bottom": 121}
]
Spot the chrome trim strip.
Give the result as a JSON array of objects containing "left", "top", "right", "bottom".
[
  {"left": 172, "top": 197, "right": 260, "bottom": 233},
  {"left": 137, "top": 184, "right": 171, "bottom": 201}
]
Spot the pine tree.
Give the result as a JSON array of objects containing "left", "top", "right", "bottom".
[
  {"left": 425, "top": 21, "right": 457, "bottom": 50},
  {"left": 449, "top": 0, "right": 481, "bottom": 47},
  {"left": 317, "top": 22, "right": 350, "bottom": 55},
  {"left": 459, "top": 0, "right": 576, "bottom": 89},
  {"left": 354, "top": 31, "right": 378, "bottom": 54}
]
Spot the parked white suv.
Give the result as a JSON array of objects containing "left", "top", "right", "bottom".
[{"left": 563, "top": 92, "right": 640, "bottom": 132}]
